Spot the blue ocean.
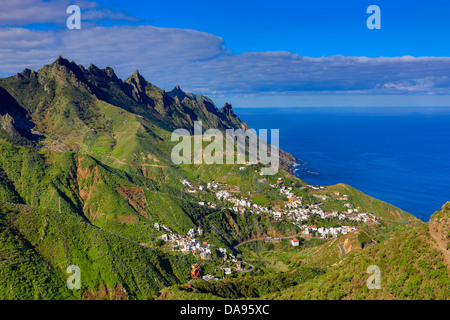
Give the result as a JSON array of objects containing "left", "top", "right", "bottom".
[{"left": 235, "top": 107, "right": 450, "bottom": 222}]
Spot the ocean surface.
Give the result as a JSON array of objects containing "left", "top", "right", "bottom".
[{"left": 235, "top": 107, "right": 450, "bottom": 222}]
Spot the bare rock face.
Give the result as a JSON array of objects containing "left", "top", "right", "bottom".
[
  {"left": 429, "top": 202, "right": 450, "bottom": 268},
  {"left": 1, "top": 56, "right": 299, "bottom": 172},
  {"left": 0, "top": 113, "right": 21, "bottom": 141},
  {"left": 430, "top": 202, "right": 450, "bottom": 249},
  {"left": 220, "top": 103, "right": 236, "bottom": 118},
  {"left": 15, "top": 68, "right": 38, "bottom": 80}
]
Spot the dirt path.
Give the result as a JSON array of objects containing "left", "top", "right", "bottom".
[
  {"left": 338, "top": 243, "right": 346, "bottom": 257},
  {"left": 234, "top": 233, "right": 306, "bottom": 249},
  {"left": 240, "top": 262, "right": 255, "bottom": 273},
  {"left": 230, "top": 233, "right": 308, "bottom": 274},
  {"left": 338, "top": 239, "right": 376, "bottom": 258},
  {"left": 106, "top": 155, "right": 169, "bottom": 168}
]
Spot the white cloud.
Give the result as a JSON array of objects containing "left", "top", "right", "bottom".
[
  {"left": 0, "top": 0, "right": 64, "bottom": 25},
  {"left": 166, "top": 52, "right": 450, "bottom": 95},
  {"left": 0, "top": 19, "right": 449, "bottom": 99},
  {"left": 0, "top": 25, "right": 226, "bottom": 79},
  {"left": 0, "top": 0, "right": 138, "bottom": 26}
]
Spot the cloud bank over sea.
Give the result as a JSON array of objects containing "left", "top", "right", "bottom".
[{"left": 1, "top": 0, "right": 449, "bottom": 106}]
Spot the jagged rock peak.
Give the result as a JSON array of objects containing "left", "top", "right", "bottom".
[
  {"left": 49, "top": 56, "right": 82, "bottom": 75},
  {"left": 15, "top": 68, "right": 37, "bottom": 79},
  {"left": 53, "top": 55, "right": 72, "bottom": 67},
  {"left": 220, "top": 102, "right": 236, "bottom": 117},
  {"left": 128, "top": 69, "right": 150, "bottom": 85},
  {"left": 132, "top": 69, "right": 143, "bottom": 80},
  {"left": 168, "top": 85, "right": 187, "bottom": 101},
  {"left": 85, "top": 64, "right": 119, "bottom": 82},
  {"left": 103, "top": 67, "right": 117, "bottom": 79},
  {"left": 87, "top": 63, "right": 101, "bottom": 74},
  {"left": 55, "top": 55, "right": 67, "bottom": 63}
]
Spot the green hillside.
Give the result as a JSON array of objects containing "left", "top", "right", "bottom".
[
  {"left": 0, "top": 202, "right": 197, "bottom": 300},
  {"left": 1, "top": 57, "right": 444, "bottom": 301},
  {"left": 161, "top": 204, "right": 450, "bottom": 300}
]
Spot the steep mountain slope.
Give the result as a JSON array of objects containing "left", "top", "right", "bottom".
[
  {"left": 429, "top": 202, "right": 450, "bottom": 267},
  {"left": 271, "top": 203, "right": 450, "bottom": 300},
  {"left": 161, "top": 204, "right": 449, "bottom": 300},
  {"left": 0, "top": 201, "right": 196, "bottom": 300},
  {"left": 0, "top": 57, "right": 427, "bottom": 300},
  {"left": 0, "top": 57, "right": 301, "bottom": 299},
  {"left": 1, "top": 57, "right": 296, "bottom": 172},
  {"left": 323, "top": 183, "right": 416, "bottom": 224},
  {"left": 0, "top": 56, "right": 247, "bottom": 134}
]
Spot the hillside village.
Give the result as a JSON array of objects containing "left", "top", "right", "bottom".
[
  {"left": 151, "top": 173, "right": 382, "bottom": 280},
  {"left": 183, "top": 175, "right": 379, "bottom": 239},
  {"left": 153, "top": 220, "right": 243, "bottom": 280},
  {"left": 0, "top": 56, "right": 442, "bottom": 301},
  {"left": 154, "top": 223, "right": 216, "bottom": 260}
]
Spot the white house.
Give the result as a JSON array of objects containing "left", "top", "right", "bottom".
[{"left": 187, "top": 228, "right": 195, "bottom": 238}]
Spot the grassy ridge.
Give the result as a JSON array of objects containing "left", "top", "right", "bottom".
[
  {"left": 324, "top": 183, "right": 418, "bottom": 224},
  {"left": 272, "top": 224, "right": 450, "bottom": 300},
  {"left": 0, "top": 57, "right": 438, "bottom": 301},
  {"left": 0, "top": 202, "right": 198, "bottom": 299},
  {"left": 160, "top": 266, "right": 325, "bottom": 300}
]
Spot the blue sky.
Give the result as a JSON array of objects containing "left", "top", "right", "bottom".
[
  {"left": 0, "top": 0, "right": 449, "bottom": 107},
  {"left": 94, "top": 0, "right": 450, "bottom": 58}
]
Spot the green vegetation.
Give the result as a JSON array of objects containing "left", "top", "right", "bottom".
[
  {"left": 237, "top": 239, "right": 305, "bottom": 273},
  {"left": 272, "top": 224, "right": 450, "bottom": 300},
  {"left": 0, "top": 57, "right": 447, "bottom": 300},
  {"left": 163, "top": 266, "right": 325, "bottom": 300},
  {"left": 323, "top": 183, "right": 417, "bottom": 224},
  {"left": 0, "top": 202, "right": 199, "bottom": 299}
]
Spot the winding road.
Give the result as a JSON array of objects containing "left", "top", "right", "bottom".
[
  {"left": 230, "top": 233, "right": 314, "bottom": 273},
  {"left": 338, "top": 243, "right": 346, "bottom": 257},
  {"left": 234, "top": 232, "right": 307, "bottom": 249},
  {"left": 338, "top": 240, "right": 377, "bottom": 257}
]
